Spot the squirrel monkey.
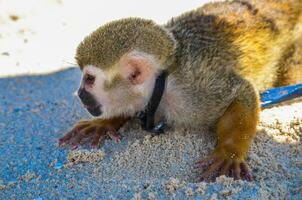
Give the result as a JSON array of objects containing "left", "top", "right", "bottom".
[{"left": 59, "top": 0, "right": 302, "bottom": 181}]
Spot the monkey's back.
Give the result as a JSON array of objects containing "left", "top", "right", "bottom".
[{"left": 166, "top": 0, "right": 302, "bottom": 91}]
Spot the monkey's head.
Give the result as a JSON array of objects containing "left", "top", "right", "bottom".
[{"left": 75, "top": 18, "right": 175, "bottom": 118}]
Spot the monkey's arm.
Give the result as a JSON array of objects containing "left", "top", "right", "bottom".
[
  {"left": 195, "top": 81, "right": 259, "bottom": 181},
  {"left": 59, "top": 117, "right": 130, "bottom": 149}
]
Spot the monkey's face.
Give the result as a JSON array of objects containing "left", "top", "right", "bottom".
[{"left": 78, "top": 51, "right": 158, "bottom": 118}]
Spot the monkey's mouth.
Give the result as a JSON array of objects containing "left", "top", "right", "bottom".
[{"left": 85, "top": 104, "right": 102, "bottom": 116}]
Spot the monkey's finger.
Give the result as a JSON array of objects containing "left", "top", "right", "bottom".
[
  {"left": 59, "top": 120, "right": 93, "bottom": 144},
  {"left": 199, "top": 159, "right": 224, "bottom": 182},
  {"left": 219, "top": 160, "right": 232, "bottom": 177},
  {"left": 69, "top": 131, "right": 87, "bottom": 149},
  {"left": 69, "top": 126, "right": 96, "bottom": 149},
  {"left": 58, "top": 129, "right": 77, "bottom": 146},
  {"left": 194, "top": 156, "right": 216, "bottom": 169},
  {"left": 107, "top": 131, "right": 121, "bottom": 143},
  {"left": 240, "top": 162, "right": 253, "bottom": 181},
  {"left": 232, "top": 161, "right": 241, "bottom": 180},
  {"left": 91, "top": 128, "right": 106, "bottom": 148}
]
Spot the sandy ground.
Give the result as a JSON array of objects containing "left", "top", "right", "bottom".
[
  {"left": 0, "top": 0, "right": 301, "bottom": 199},
  {"left": 0, "top": 68, "right": 301, "bottom": 199}
]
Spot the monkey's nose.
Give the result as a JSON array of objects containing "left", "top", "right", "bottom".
[
  {"left": 77, "top": 88, "right": 86, "bottom": 99},
  {"left": 77, "top": 88, "right": 97, "bottom": 106},
  {"left": 77, "top": 88, "right": 91, "bottom": 101}
]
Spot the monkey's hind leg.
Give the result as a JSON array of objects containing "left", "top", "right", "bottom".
[
  {"left": 59, "top": 117, "right": 129, "bottom": 149},
  {"left": 195, "top": 82, "right": 259, "bottom": 181}
]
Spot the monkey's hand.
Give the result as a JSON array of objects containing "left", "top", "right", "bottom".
[
  {"left": 59, "top": 117, "right": 129, "bottom": 149},
  {"left": 194, "top": 150, "right": 253, "bottom": 182},
  {"left": 195, "top": 83, "right": 259, "bottom": 182}
]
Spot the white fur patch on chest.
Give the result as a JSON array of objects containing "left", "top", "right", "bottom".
[{"left": 159, "top": 76, "right": 195, "bottom": 126}]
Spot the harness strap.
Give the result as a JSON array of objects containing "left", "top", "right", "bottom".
[{"left": 137, "top": 70, "right": 168, "bottom": 133}]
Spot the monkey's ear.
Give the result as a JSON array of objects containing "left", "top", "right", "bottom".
[{"left": 120, "top": 54, "right": 155, "bottom": 85}]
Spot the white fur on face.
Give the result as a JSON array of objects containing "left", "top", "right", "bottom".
[
  {"left": 82, "top": 65, "right": 110, "bottom": 107},
  {"left": 81, "top": 65, "right": 156, "bottom": 119}
]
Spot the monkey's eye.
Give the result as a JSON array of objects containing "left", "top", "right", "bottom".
[{"left": 84, "top": 74, "right": 95, "bottom": 85}]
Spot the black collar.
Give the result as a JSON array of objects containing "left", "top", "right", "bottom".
[{"left": 136, "top": 70, "right": 168, "bottom": 134}]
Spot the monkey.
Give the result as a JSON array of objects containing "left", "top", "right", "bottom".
[{"left": 59, "top": 0, "right": 302, "bottom": 181}]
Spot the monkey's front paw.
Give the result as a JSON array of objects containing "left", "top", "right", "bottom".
[
  {"left": 58, "top": 120, "right": 121, "bottom": 149},
  {"left": 194, "top": 154, "right": 253, "bottom": 182}
]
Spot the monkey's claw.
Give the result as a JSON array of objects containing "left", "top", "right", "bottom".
[
  {"left": 59, "top": 120, "right": 122, "bottom": 149},
  {"left": 194, "top": 155, "right": 253, "bottom": 182},
  {"left": 106, "top": 131, "right": 122, "bottom": 143}
]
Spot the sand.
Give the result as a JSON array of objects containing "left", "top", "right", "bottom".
[
  {"left": 57, "top": 98, "right": 302, "bottom": 199},
  {"left": 0, "top": 66, "right": 300, "bottom": 199}
]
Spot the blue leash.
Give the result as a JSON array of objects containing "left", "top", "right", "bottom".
[{"left": 260, "top": 83, "right": 302, "bottom": 108}]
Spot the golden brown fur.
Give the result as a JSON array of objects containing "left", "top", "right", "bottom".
[{"left": 167, "top": 0, "right": 302, "bottom": 91}]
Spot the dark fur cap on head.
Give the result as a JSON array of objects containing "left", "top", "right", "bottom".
[{"left": 76, "top": 18, "right": 176, "bottom": 70}]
